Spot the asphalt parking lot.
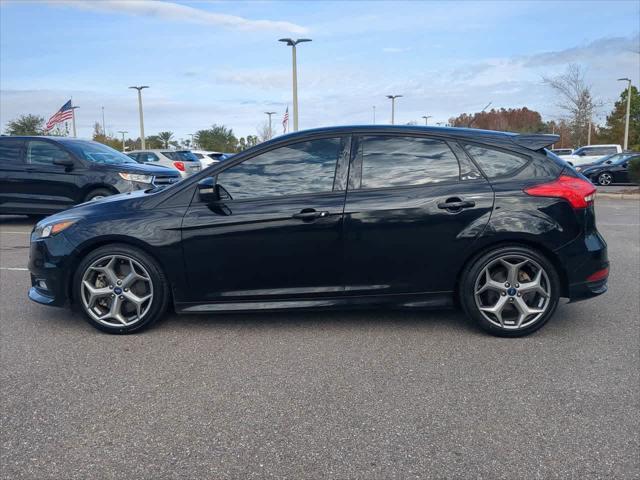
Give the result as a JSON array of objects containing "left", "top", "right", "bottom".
[{"left": 1, "top": 199, "right": 638, "bottom": 479}]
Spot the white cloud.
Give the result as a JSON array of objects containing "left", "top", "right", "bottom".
[
  {"left": 47, "top": 0, "right": 308, "bottom": 34},
  {"left": 382, "top": 47, "right": 410, "bottom": 54}
]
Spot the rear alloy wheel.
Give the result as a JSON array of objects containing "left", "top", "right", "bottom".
[
  {"left": 74, "top": 244, "right": 169, "bottom": 333},
  {"left": 460, "top": 246, "right": 560, "bottom": 337},
  {"left": 597, "top": 172, "right": 613, "bottom": 186}
]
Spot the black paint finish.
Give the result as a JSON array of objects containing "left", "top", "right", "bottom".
[{"left": 26, "top": 126, "right": 608, "bottom": 315}]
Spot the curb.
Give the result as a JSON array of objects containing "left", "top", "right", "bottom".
[{"left": 596, "top": 192, "right": 640, "bottom": 200}]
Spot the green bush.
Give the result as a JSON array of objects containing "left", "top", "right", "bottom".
[{"left": 629, "top": 157, "right": 640, "bottom": 184}]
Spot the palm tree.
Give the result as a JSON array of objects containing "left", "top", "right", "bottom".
[{"left": 157, "top": 131, "right": 174, "bottom": 149}]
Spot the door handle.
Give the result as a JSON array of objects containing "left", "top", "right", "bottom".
[
  {"left": 292, "top": 209, "right": 329, "bottom": 221},
  {"left": 437, "top": 199, "right": 476, "bottom": 210}
]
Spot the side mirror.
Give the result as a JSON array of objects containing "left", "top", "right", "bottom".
[
  {"left": 197, "top": 177, "right": 218, "bottom": 203},
  {"left": 53, "top": 157, "right": 74, "bottom": 168}
]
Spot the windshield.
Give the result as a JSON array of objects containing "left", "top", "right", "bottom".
[
  {"left": 163, "top": 151, "right": 198, "bottom": 162},
  {"left": 66, "top": 141, "right": 137, "bottom": 165}
]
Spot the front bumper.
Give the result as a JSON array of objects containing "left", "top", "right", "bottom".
[{"left": 27, "top": 231, "right": 76, "bottom": 307}]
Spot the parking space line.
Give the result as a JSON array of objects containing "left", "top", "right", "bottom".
[
  {"left": 0, "top": 267, "right": 28, "bottom": 271},
  {"left": 0, "top": 231, "right": 31, "bottom": 234}
]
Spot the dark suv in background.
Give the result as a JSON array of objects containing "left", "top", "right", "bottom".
[
  {"left": 0, "top": 136, "right": 180, "bottom": 215},
  {"left": 27, "top": 126, "right": 608, "bottom": 336}
]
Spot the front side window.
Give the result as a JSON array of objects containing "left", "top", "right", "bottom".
[
  {"left": 464, "top": 144, "right": 529, "bottom": 178},
  {"left": 216, "top": 137, "right": 344, "bottom": 200},
  {"left": 354, "top": 135, "right": 460, "bottom": 189},
  {"left": 26, "top": 140, "right": 71, "bottom": 166}
]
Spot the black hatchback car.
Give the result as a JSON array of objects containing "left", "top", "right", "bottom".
[
  {"left": 27, "top": 126, "right": 608, "bottom": 336},
  {"left": 0, "top": 136, "right": 180, "bottom": 215}
]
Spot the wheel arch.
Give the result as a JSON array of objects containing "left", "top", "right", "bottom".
[
  {"left": 454, "top": 239, "right": 569, "bottom": 304},
  {"left": 66, "top": 236, "right": 173, "bottom": 307}
]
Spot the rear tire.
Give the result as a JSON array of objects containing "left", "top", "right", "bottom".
[
  {"left": 459, "top": 245, "right": 561, "bottom": 337},
  {"left": 73, "top": 244, "right": 169, "bottom": 334},
  {"left": 85, "top": 188, "right": 113, "bottom": 202}
]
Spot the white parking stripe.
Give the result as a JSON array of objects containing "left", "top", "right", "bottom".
[
  {"left": 0, "top": 267, "right": 28, "bottom": 271},
  {"left": 0, "top": 231, "right": 31, "bottom": 234}
]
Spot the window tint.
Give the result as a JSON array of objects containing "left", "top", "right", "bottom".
[
  {"left": 0, "top": 138, "right": 25, "bottom": 164},
  {"left": 26, "top": 141, "right": 71, "bottom": 165},
  {"left": 217, "top": 137, "right": 343, "bottom": 200},
  {"left": 356, "top": 136, "right": 460, "bottom": 188},
  {"left": 464, "top": 144, "right": 529, "bottom": 178}
]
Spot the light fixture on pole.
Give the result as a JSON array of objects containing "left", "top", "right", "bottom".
[
  {"left": 421, "top": 115, "right": 432, "bottom": 126},
  {"left": 129, "top": 86, "right": 149, "bottom": 149},
  {"left": 117, "top": 130, "right": 128, "bottom": 152},
  {"left": 618, "top": 77, "right": 632, "bottom": 150},
  {"left": 279, "top": 38, "right": 311, "bottom": 132},
  {"left": 264, "top": 111, "right": 276, "bottom": 139},
  {"left": 386, "top": 95, "right": 402, "bottom": 124}
]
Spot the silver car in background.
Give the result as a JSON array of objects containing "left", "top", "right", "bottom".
[{"left": 128, "top": 149, "right": 201, "bottom": 178}]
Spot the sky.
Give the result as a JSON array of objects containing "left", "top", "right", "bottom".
[{"left": 0, "top": 0, "right": 639, "bottom": 142}]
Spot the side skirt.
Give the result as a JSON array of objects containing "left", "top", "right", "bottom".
[{"left": 175, "top": 291, "right": 454, "bottom": 314}]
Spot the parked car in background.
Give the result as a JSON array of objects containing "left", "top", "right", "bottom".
[
  {"left": 28, "top": 126, "right": 607, "bottom": 337},
  {"left": 550, "top": 148, "right": 573, "bottom": 156},
  {"left": 0, "top": 137, "right": 180, "bottom": 215},
  {"left": 128, "top": 149, "right": 201, "bottom": 178},
  {"left": 574, "top": 152, "right": 635, "bottom": 173},
  {"left": 191, "top": 150, "right": 224, "bottom": 168},
  {"left": 581, "top": 152, "right": 640, "bottom": 185},
  {"left": 564, "top": 144, "right": 622, "bottom": 167}
]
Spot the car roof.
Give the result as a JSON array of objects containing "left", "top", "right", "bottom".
[
  {"left": 263, "top": 125, "right": 558, "bottom": 151},
  {"left": 0, "top": 136, "right": 95, "bottom": 143}
]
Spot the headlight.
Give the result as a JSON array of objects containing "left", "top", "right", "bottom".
[
  {"left": 119, "top": 172, "right": 153, "bottom": 183},
  {"left": 39, "top": 220, "right": 77, "bottom": 238}
]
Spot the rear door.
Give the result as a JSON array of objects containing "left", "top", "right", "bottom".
[
  {"left": 180, "top": 135, "right": 351, "bottom": 303},
  {"left": 342, "top": 134, "right": 494, "bottom": 295},
  {"left": 0, "top": 137, "right": 28, "bottom": 214}
]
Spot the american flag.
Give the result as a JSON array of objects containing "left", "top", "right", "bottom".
[
  {"left": 282, "top": 106, "right": 289, "bottom": 134},
  {"left": 45, "top": 100, "right": 74, "bottom": 132}
]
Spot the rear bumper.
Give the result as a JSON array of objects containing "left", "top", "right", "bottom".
[{"left": 556, "top": 230, "right": 609, "bottom": 302}]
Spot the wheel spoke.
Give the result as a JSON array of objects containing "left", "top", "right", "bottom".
[
  {"left": 479, "top": 295, "right": 508, "bottom": 328},
  {"left": 82, "top": 281, "right": 111, "bottom": 308},
  {"left": 475, "top": 268, "right": 504, "bottom": 294},
  {"left": 500, "top": 258, "right": 527, "bottom": 285},
  {"left": 513, "top": 296, "right": 545, "bottom": 328},
  {"left": 518, "top": 269, "right": 549, "bottom": 298}
]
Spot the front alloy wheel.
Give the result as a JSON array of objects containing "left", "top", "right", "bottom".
[
  {"left": 597, "top": 172, "right": 612, "bottom": 186},
  {"left": 74, "top": 244, "right": 169, "bottom": 333}
]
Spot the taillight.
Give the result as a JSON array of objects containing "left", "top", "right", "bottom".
[
  {"left": 586, "top": 267, "right": 609, "bottom": 282},
  {"left": 173, "top": 161, "right": 185, "bottom": 171},
  {"left": 524, "top": 175, "right": 596, "bottom": 209}
]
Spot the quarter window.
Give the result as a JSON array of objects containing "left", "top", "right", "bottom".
[
  {"left": 216, "top": 137, "right": 345, "bottom": 200},
  {"left": 355, "top": 136, "right": 460, "bottom": 188},
  {"left": 464, "top": 144, "right": 528, "bottom": 178},
  {"left": 26, "top": 141, "right": 71, "bottom": 166}
]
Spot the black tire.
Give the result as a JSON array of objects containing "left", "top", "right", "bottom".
[
  {"left": 459, "top": 245, "right": 561, "bottom": 337},
  {"left": 84, "top": 188, "right": 114, "bottom": 202},
  {"left": 73, "top": 243, "right": 169, "bottom": 334},
  {"left": 597, "top": 172, "right": 613, "bottom": 186}
]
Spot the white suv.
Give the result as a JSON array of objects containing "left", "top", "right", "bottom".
[
  {"left": 191, "top": 150, "right": 225, "bottom": 168},
  {"left": 564, "top": 144, "right": 622, "bottom": 167},
  {"left": 128, "top": 150, "right": 201, "bottom": 178}
]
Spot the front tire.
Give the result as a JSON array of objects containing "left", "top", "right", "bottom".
[
  {"left": 73, "top": 244, "right": 169, "bottom": 334},
  {"left": 459, "top": 245, "right": 560, "bottom": 337},
  {"left": 85, "top": 188, "right": 113, "bottom": 202}
]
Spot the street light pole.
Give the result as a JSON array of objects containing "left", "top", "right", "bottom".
[
  {"left": 279, "top": 38, "right": 311, "bottom": 132},
  {"left": 386, "top": 95, "right": 402, "bottom": 125},
  {"left": 264, "top": 111, "right": 276, "bottom": 139},
  {"left": 372, "top": 105, "right": 376, "bottom": 124},
  {"left": 421, "top": 115, "right": 432, "bottom": 126},
  {"left": 618, "top": 77, "right": 632, "bottom": 150},
  {"left": 188, "top": 133, "right": 195, "bottom": 148},
  {"left": 101, "top": 106, "right": 106, "bottom": 136},
  {"left": 117, "top": 130, "right": 128, "bottom": 152},
  {"left": 129, "top": 86, "right": 149, "bottom": 149}
]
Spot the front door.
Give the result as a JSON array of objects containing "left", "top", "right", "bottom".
[
  {"left": 180, "top": 136, "right": 351, "bottom": 304},
  {"left": 342, "top": 134, "right": 494, "bottom": 296}
]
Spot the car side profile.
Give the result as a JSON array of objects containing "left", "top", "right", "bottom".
[
  {"left": 0, "top": 136, "right": 181, "bottom": 215},
  {"left": 28, "top": 126, "right": 609, "bottom": 336},
  {"left": 127, "top": 149, "right": 202, "bottom": 178},
  {"left": 564, "top": 144, "right": 622, "bottom": 167},
  {"left": 581, "top": 152, "right": 639, "bottom": 185}
]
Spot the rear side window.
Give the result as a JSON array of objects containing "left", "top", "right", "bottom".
[
  {"left": 355, "top": 136, "right": 460, "bottom": 189},
  {"left": 464, "top": 144, "right": 529, "bottom": 178},
  {"left": 26, "top": 140, "right": 72, "bottom": 166},
  {"left": 163, "top": 151, "right": 198, "bottom": 162},
  {"left": 0, "top": 138, "right": 25, "bottom": 164}
]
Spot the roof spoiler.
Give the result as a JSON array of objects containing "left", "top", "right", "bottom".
[{"left": 512, "top": 134, "right": 560, "bottom": 150}]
